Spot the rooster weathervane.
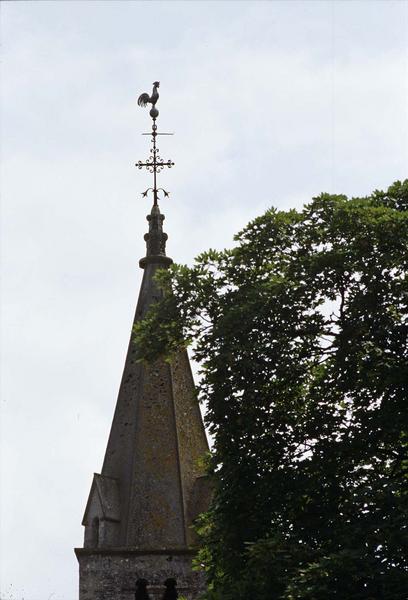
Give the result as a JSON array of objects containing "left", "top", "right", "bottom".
[{"left": 136, "top": 81, "right": 174, "bottom": 207}]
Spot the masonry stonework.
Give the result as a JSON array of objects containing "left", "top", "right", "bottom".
[
  {"left": 76, "top": 205, "right": 210, "bottom": 599},
  {"left": 76, "top": 550, "right": 205, "bottom": 600}
]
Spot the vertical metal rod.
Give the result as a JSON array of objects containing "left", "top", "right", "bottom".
[
  {"left": 136, "top": 85, "right": 174, "bottom": 207},
  {"left": 152, "top": 120, "right": 158, "bottom": 206}
]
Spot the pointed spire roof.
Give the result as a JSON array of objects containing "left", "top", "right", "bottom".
[
  {"left": 84, "top": 203, "right": 209, "bottom": 550},
  {"left": 81, "top": 91, "right": 210, "bottom": 551}
]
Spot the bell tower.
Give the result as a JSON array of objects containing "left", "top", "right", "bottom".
[{"left": 75, "top": 84, "right": 211, "bottom": 600}]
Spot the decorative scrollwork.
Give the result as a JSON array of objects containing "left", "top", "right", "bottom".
[{"left": 136, "top": 84, "right": 174, "bottom": 207}]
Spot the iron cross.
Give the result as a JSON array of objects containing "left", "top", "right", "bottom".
[{"left": 136, "top": 83, "right": 174, "bottom": 207}]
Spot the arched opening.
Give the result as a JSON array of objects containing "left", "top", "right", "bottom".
[
  {"left": 162, "top": 578, "right": 178, "bottom": 600},
  {"left": 135, "top": 578, "right": 150, "bottom": 600},
  {"left": 91, "top": 516, "right": 100, "bottom": 547}
]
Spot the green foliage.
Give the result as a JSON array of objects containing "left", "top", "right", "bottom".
[{"left": 134, "top": 181, "right": 408, "bottom": 599}]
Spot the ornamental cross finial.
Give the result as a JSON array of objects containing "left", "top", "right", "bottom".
[{"left": 136, "top": 81, "right": 174, "bottom": 207}]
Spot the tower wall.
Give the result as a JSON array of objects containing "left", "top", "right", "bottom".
[{"left": 76, "top": 549, "right": 206, "bottom": 600}]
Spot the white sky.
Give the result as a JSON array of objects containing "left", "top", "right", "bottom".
[{"left": 1, "top": 1, "right": 407, "bottom": 599}]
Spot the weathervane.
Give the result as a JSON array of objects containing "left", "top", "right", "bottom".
[{"left": 136, "top": 81, "right": 174, "bottom": 207}]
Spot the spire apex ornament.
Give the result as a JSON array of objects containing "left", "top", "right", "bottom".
[
  {"left": 137, "top": 81, "right": 160, "bottom": 118},
  {"left": 136, "top": 82, "right": 174, "bottom": 207}
]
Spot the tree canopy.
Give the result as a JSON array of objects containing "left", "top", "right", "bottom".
[{"left": 135, "top": 181, "right": 408, "bottom": 599}]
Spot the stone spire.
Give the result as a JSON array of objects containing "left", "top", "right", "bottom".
[
  {"left": 75, "top": 85, "right": 211, "bottom": 600},
  {"left": 88, "top": 203, "right": 209, "bottom": 550}
]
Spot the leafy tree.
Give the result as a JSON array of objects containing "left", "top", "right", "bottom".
[{"left": 135, "top": 181, "right": 408, "bottom": 599}]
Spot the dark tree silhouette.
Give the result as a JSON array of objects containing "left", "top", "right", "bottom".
[{"left": 135, "top": 181, "right": 408, "bottom": 599}]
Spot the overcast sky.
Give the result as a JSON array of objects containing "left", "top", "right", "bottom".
[{"left": 1, "top": 1, "right": 407, "bottom": 599}]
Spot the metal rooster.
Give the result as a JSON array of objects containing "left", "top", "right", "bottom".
[{"left": 138, "top": 81, "right": 160, "bottom": 118}]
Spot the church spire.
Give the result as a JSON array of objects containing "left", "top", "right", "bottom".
[{"left": 76, "top": 83, "right": 211, "bottom": 600}]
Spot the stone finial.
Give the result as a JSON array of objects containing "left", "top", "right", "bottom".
[{"left": 139, "top": 204, "right": 173, "bottom": 269}]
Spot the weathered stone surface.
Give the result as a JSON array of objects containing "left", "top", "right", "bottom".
[
  {"left": 77, "top": 206, "right": 210, "bottom": 598},
  {"left": 76, "top": 549, "right": 206, "bottom": 600}
]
